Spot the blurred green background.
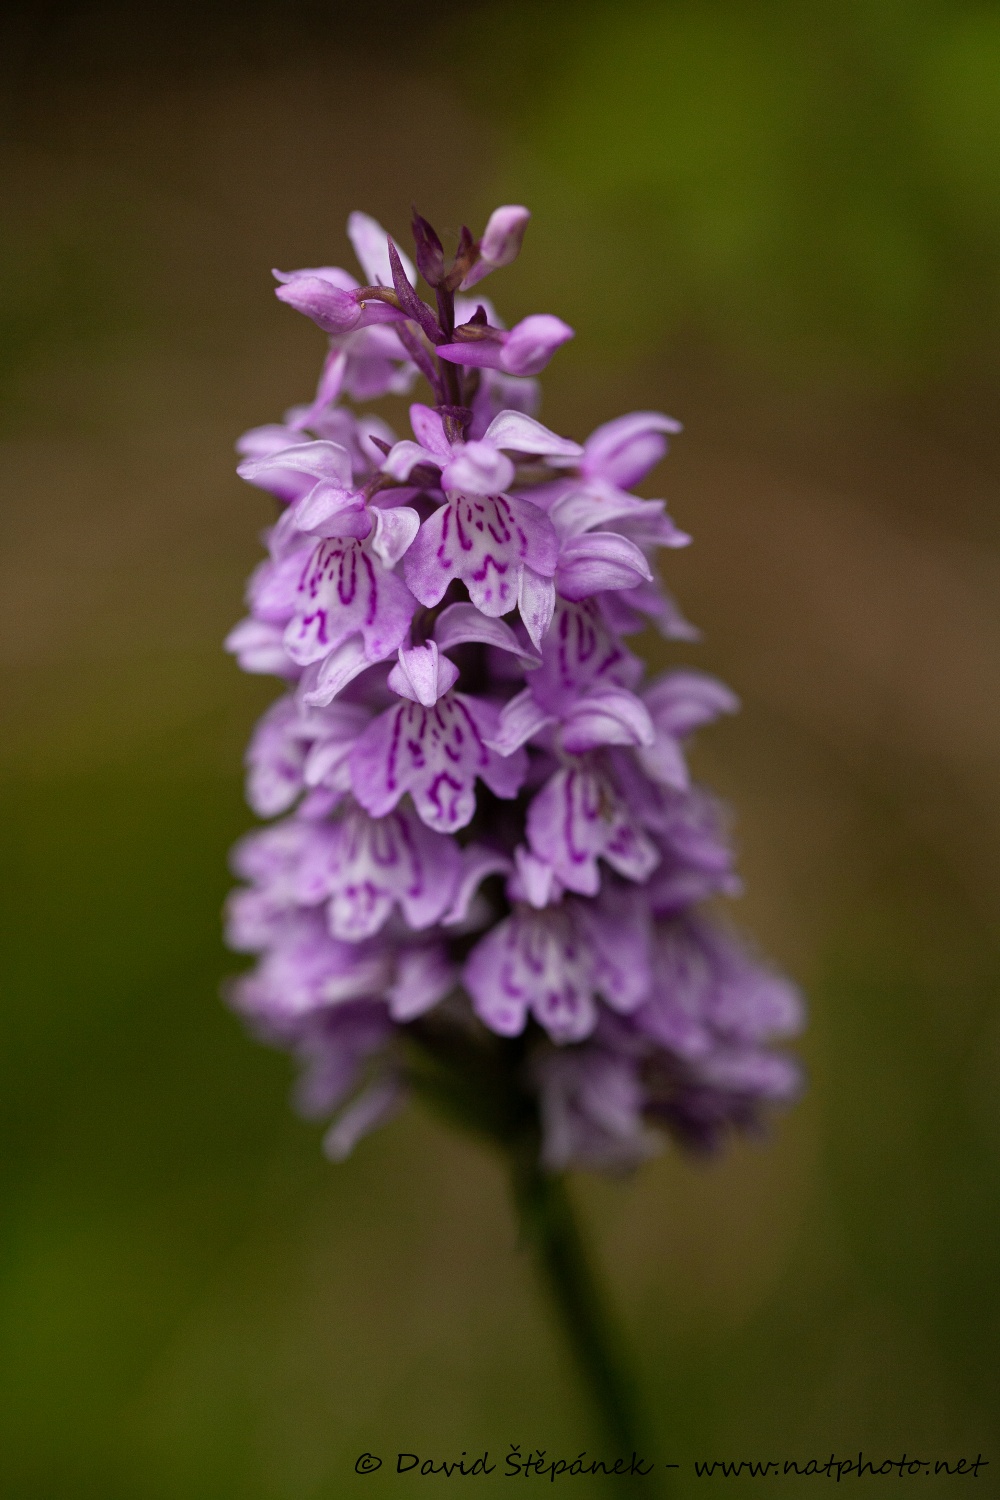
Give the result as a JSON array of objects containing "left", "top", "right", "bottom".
[{"left": 1, "top": 1, "right": 998, "bottom": 1493}]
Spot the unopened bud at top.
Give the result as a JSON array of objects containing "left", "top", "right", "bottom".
[{"left": 461, "top": 205, "right": 531, "bottom": 289}]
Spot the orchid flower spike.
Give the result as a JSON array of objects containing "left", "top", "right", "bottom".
[{"left": 225, "top": 202, "right": 805, "bottom": 1182}]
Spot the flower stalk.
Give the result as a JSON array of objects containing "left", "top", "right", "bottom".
[{"left": 508, "top": 1145, "right": 646, "bottom": 1460}]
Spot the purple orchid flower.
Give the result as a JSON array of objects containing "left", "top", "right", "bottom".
[{"left": 224, "top": 202, "right": 804, "bottom": 1183}]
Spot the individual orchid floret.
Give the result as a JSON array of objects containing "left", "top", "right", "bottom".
[
  {"left": 293, "top": 802, "right": 463, "bottom": 940},
  {"left": 224, "top": 616, "right": 299, "bottom": 678},
  {"left": 237, "top": 406, "right": 398, "bottom": 485},
  {"left": 238, "top": 439, "right": 364, "bottom": 533},
  {"left": 464, "top": 885, "right": 652, "bottom": 1044},
  {"left": 530, "top": 410, "right": 689, "bottom": 554},
  {"left": 461, "top": 205, "right": 531, "bottom": 289},
  {"left": 403, "top": 490, "right": 559, "bottom": 646},
  {"left": 244, "top": 694, "right": 373, "bottom": 819},
  {"left": 273, "top": 217, "right": 416, "bottom": 336},
  {"left": 554, "top": 529, "right": 655, "bottom": 601},
  {"left": 386, "top": 641, "right": 460, "bottom": 705},
  {"left": 273, "top": 265, "right": 409, "bottom": 335},
  {"left": 347, "top": 656, "right": 528, "bottom": 834},
  {"left": 524, "top": 764, "right": 660, "bottom": 899},
  {"left": 283, "top": 530, "right": 417, "bottom": 679}
]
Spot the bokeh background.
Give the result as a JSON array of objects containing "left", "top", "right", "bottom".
[{"left": 2, "top": 1, "right": 998, "bottom": 1493}]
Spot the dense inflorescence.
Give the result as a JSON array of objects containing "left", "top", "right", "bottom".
[{"left": 224, "top": 206, "right": 804, "bottom": 1171}]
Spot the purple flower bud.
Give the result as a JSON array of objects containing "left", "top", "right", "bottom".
[{"left": 461, "top": 204, "right": 531, "bottom": 289}]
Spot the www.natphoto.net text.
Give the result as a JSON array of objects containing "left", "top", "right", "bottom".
[{"left": 355, "top": 1447, "right": 988, "bottom": 1479}]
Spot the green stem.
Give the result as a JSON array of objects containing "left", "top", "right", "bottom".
[{"left": 508, "top": 1140, "right": 666, "bottom": 1489}]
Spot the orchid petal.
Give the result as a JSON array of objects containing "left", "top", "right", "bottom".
[
  {"left": 461, "top": 204, "right": 531, "bottom": 289},
  {"left": 559, "top": 686, "right": 655, "bottom": 754},
  {"left": 644, "top": 670, "right": 741, "bottom": 735},
  {"left": 582, "top": 411, "right": 682, "bottom": 487},
  {"left": 483, "top": 410, "right": 583, "bottom": 460},
  {"left": 386, "top": 947, "right": 455, "bottom": 1021},
  {"left": 346, "top": 210, "right": 416, "bottom": 287},
  {"left": 517, "top": 565, "right": 556, "bottom": 650},
  {"left": 432, "top": 602, "right": 541, "bottom": 664},
  {"left": 442, "top": 845, "right": 514, "bottom": 926},
  {"left": 483, "top": 686, "right": 556, "bottom": 755},
  {"left": 381, "top": 439, "right": 440, "bottom": 482},
  {"left": 299, "top": 635, "right": 371, "bottom": 706},
  {"left": 274, "top": 275, "right": 363, "bottom": 333},
  {"left": 370, "top": 505, "right": 420, "bottom": 568},
  {"left": 324, "top": 1075, "right": 405, "bottom": 1160},
  {"left": 387, "top": 641, "right": 460, "bottom": 705},
  {"left": 408, "top": 403, "right": 452, "bottom": 459},
  {"left": 555, "top": 531, "right": 653, "bottom": 600},
  {"left": 441, "top": 441, "right": 515, "bottom": 496},
  {"left": 225, "top": 618, "right": 296, "bottom": 676}
]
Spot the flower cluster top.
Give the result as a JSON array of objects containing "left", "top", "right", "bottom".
[{"left": 225, "top": 206, "right": 804, "bottom": 1170}]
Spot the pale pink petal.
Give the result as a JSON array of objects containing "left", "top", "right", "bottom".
[
  {"left": 225, "top": 618, "right": 297, "bottom": 676},
  {"left": 582, "top": 411, "right": 682, "bottom": 487},
  {"left": 461, "top": 204, "right": 531, "bottom": 288},
  {"left": 432, "top": 602, "right": 541, "bottom": 664},
  {"left": 643, "top": 670, "right": 741, "bottom": 735},
  {"left": 370, "top": 505, "right": 420, "bottom": 568},
  {"left": 499, "top": 315, "right": 575, "bottom": 377},
  {"left": 299, "top": 636, "right": 371, "bottom": 707},
  {"left": 323, "top": 1075, "right": 405, "bottom": 1160},
  {"left": 347, "top": 210, "right": 416, "bottom": 287},
  {"left": 509, "top": 845, "right": 560, "bottom": 908},
  {"left": 559, "top": 686, "right": 655, "bottom": 753},
  {"left": 274, "top": 275, "right": 363, "bottom": 333},
  {"left": 555, "top": 531, "right": 653, "bottom": 600},
  {"left": 386, "top": 946, "right": 456, "bottom": 1021},
  {"left": 441, "top": 441, "right": 515, "bottom": 495},
  {"left": 484, "top": 686, "right": 556, "bottom": 755},
  {"left": 442, "top": 845, "right": 513, "bottom": 926},
  {"left": 387, "top": 642, "right": 460, "bottom": 705},
  {"left": 381, "top": 438, "right": 441, "bottom": 481},
  {"left": 408, "top": 403, "right": 452, "bottom": 459},
  {"left": 483, "top": 410, "right": 583, "bottom": 459},
  {"left": 517, "top": 565, "right": 556, "bottom": 649}
]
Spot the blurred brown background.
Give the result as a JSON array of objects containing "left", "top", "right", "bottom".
[{"left": 1, "top": 2, "right": 998, "bottom": 1494}]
